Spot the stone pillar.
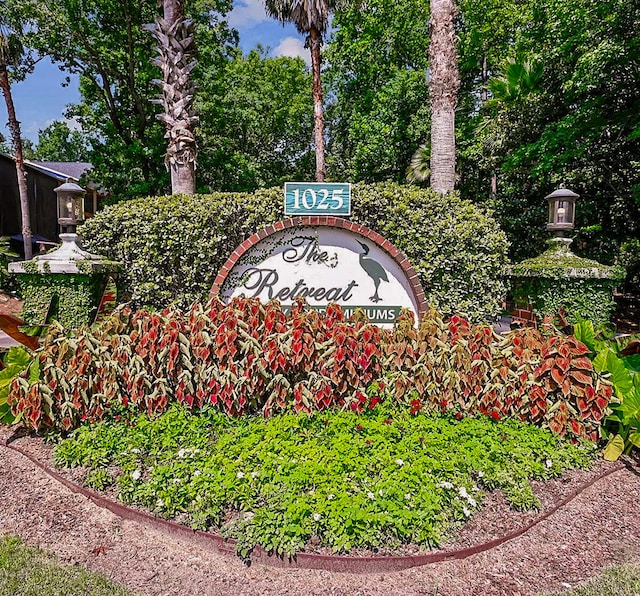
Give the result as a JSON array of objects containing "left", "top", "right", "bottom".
[
  {"left": 510, "top": 238, "right": 625, "bottom": 329},
  {"left": 9, "top": 234, "right": 122, "bottom": 329}
]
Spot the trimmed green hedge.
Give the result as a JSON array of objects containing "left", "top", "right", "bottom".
[{"left": 80, "top": 183, "right": 509, "bottom": 321}]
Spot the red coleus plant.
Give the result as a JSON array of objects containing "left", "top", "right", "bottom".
[{"left": 8, "top": 299, "right": 612, "bottom": 443}]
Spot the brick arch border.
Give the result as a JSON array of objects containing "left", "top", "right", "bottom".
[{"left": 210, "top": 216, "right": 429, "bottom": 317}]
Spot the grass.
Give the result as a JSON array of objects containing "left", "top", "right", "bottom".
[
  {"left": 545, "top": 564, "right": 640, "bottom": 595},
  {"left": 0, "top": 535, "right": 133, "bottom": 596},
  {"left": 52, "top": 401, "right": 597, "bottom": 559}
]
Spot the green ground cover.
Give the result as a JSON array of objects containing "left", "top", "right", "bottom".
[
  {"left": 0, "top": 535, "right": 133, "bottom": 596},
  {"left": 546, "top": 564, "right": 640, "bottom": 596},
  {"left": 53, "top": 402, "right": 596, "bottom": 559}
]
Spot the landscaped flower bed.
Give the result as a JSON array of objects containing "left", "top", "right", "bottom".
[
  {"left": 53, "top": 401, "right": 597, "bottom": 559},
  {"left": 7, "top": 298, "right": 613, "bottom": 444}
]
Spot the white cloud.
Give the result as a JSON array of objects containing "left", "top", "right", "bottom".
[
  {"left": 229, "top": 0, "right": 270, "bottom": 29},
  {"left": 273, "top": 37, "right": 311, "bottom": 66}
]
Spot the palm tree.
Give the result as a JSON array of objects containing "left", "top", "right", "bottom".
[
  {"left": 264, "top": 0, "right": 336, "bottom": 183},
  {"left": 406, "top": 144, "right": 430, "bottom": 184},
  {"left": 428, "top": 0, "right": 460, "bottom": 194},
  {"left": 0, "top": 23, "right": 32, "bottom": 259},
  {"left": 149, "top": 0, "right": 198, "bottom": 195},
  {"left": 488, "top": 55, "right": 543, "bottom": 104}
]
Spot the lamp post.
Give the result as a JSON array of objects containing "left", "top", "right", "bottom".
[
  {"left": 546, "top": 188, "right": 578, "bottom": 240},
  {"left": 55, "top": 180, "right": 85, "bottom": 234},
  {"left": 20, "top": 178, "right": 101, "bottom": 264},
  {"left": 8, "top": 178, "right": 122, "bottom": 329}
]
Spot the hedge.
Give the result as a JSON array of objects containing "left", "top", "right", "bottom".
[{"left": 80, "top": 183, "right": 509, "bottom": 322}]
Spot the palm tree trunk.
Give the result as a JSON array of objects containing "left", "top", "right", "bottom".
[
  {"left": 152, "top": 0, "right": 197, "bottom": 195},
  {"left": 0, "top": 64, "right": 32, "bottom": 260},
  {"left": 428, "top": 0, "right": 459, "bottom": 194},
  {"left": 308, "top": 27, "right": 326, "bottom": 183}
]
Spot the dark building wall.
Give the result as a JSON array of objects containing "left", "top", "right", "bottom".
[
  {"left": 0, "top": 155, "right": 22, "bottom": 237},
  {"left": 0, "top": 154, "right": 59, "bottom": 243}
]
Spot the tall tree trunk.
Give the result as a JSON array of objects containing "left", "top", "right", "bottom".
[
  {"left": 0, "top": 64, "right": 32, "bottom": 260},
  {"left": 307, "top": 27, "right": 326, "bottom": 183},
  {"left": 151, "top": 0, "right": 197, "bottom": 195},
  {"left": 428, "top": 0, "right": 459, "bottom": 194}
]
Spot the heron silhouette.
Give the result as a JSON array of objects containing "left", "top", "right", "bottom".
[{"left": 356, "top": 241, "right": 389, "bottom": 303}]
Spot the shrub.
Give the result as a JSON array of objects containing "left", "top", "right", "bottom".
[
  {"left": 8, "top": 298, "right": 611, "bottom": 442},
  {"left": 80, "top": 183, "right": 509, "bottom": 322}
]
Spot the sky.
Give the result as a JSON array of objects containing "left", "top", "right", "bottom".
[{"left": 0, "top": 0, "right": 308, "bottom": 145}]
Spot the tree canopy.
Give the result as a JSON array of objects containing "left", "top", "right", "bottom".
[{"left": 3, "top": 0, "right": 638, "bottom": 267}]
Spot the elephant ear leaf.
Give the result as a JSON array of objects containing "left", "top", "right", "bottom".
[
  {"left": 603, "top": 434, "right": 625, "bottom": 461},
  {"left": 619, "top": 386, "right": 640, "bottom": 422},
  {"left": 594, "top": 349, "right": 634, "bottom": 399},
  {"left": 573, "top": 320, "right": 597, "bottom": 353},
  {"left": 3, "top": 346, "right": 32, "bottom": 369},
  {"left": 629, "top": 432, "right": 640, "bottom": 450}
]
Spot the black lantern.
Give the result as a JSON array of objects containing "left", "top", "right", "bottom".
[
  {"left": 55, "top": 180, "right": 86, "bottom": 233},
  {"left": 546, "top": 188, "right": 578, "bottom": 237}
]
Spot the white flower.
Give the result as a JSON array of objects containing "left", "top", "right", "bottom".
[
  {"left": 193, "top": 470, "right": 201, "bottom": 477},
  {"left": 396, "top": 459, "right": 404, "bottom": 466},
  {"left": 177, "top": 448, "right": 188, "bottom": 458},
  {"left": 438, "top": 481, "right": 454, "bottom": 490},
  {"left": 236, "top": 471, "right": 245, "bottom": 479},
  {"left": 173, "top": 478, "right": 181, "bottom": 484},
  {"left": 467, "top": 496, "right": 477, "bottom": 508},
  {"left": 545, "top": 459, "right": 553, "bottom": 469},
  {"left": 156, "top": 498, "right": 164, "bottom": 508},
  {"left": 367, "top": 491, "right": 375, "bottom": 500},
  {"left": 462, "top": 506, "right": 471, "bottom": 517},
  {"left": 327, "top": 494, "right": 335, "bottom": 500},
  {"left": 477, "top": 471, "right": 484, "bottom": 478},
  {"left": 404, "top": 493, "right": 411, "bottom": 500},
  {"left": 313, "top": 513, "right": 321, "bottom": 522},
  {"left": 251, "top": 471, "right": 259, "bottom": 479},
  {"left": 472, "top": 485, "right": 479, "bottom": 492},
  {"left": 459, "top": 487, "right": 469, "bottom": 499},
  {"left": 131, "top": 448, "right": 141, "bottom": 454},
  {"left": 378, "top": 489, "right": 384, "bottom": 496},
  {"left": 131, "top": 469, "right": 142, "bottom": 481}
]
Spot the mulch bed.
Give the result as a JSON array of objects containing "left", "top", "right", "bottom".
[{"left": 1, "top": 424, "right": 639, "bottom": 595}]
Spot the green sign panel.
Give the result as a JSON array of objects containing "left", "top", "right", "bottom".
[{"left": 284, "top": 182, "right": 351, "bottom": 216}]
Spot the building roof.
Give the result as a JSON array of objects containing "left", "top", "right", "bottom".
[{"left": 25, "top": 160, "right": 93, "bottom": 182}]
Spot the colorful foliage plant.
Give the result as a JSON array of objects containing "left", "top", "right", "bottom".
[{"left": 7, "top": 297, "right": 611, "bottom": 440}]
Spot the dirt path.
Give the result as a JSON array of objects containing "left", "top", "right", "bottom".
[{"left": 1, "top": 433, "right": 639, "bottom": 596}]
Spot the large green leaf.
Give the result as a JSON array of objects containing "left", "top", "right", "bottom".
[
  {"left": 573, "top": 320, "right": 597, "bottom": 353},
  {"left": 603, "top": 434, "right": 625, "bottom": 461},
  {"left": 594, "top": 349, "right": 634, "bottom": 399},
  {"left": 619, "top": 387, "right": 640, "bottom": 423},
  {"left": 621, "top": 354, "right": 640, "bottom": 373},
  {"left": 3, "top": 346, "right": 32, "bottom": 369}
]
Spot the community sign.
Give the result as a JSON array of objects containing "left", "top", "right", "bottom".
[{"left": 211, "top": 217, "right": 427, "bottom": 327}]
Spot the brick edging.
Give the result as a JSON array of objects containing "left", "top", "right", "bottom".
[
  {"left": 209, "top": 217, "right": 429, "bottom": 318},
  {"left": 1, "top": 434, "right": 628, "bottom": 574}
]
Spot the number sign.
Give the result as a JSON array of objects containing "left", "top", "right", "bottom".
[{"left": 284, "top": 182, "right": 351, "bottom": 216}]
